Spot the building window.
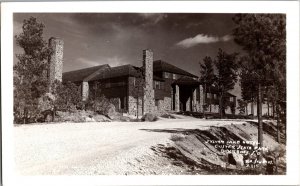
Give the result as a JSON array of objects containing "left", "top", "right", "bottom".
[
  {"left": 105, "top": 83, "right": 111, "bottom": 88},
  {"left": 214, "top": 94, "right": 218, "bottom": 99},
  {"left": 164, "top": 72, "right": 170, "bottom": 78},
  {"left": 154, "top": 81, "right": 160, "bottom": 89},
  {"left": 207, "top": 93, "right": 211, "bottom": 98},
  {"left": 133, "top": 77, "right": 136, "bottom": 86},
  {"left": 155, "top": 99, "right": 159, "bottom": 107},
  {"left": 172, "top": 73, "right": 176, "bottom": 79},
  {"left": 121, "top": 97, "right": 126, "bottom": 109},
  {"left": 230, "top": 97, "right": 234, "bottom": 102}
]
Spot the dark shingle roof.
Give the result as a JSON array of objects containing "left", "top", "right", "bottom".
[
  {"left": 62, "top": 64, "right": 110, "bottom": 83},
  {"left": 153, "top": 60, "right": 198, "bottom": 78},
  {"left": 90, "top": 64, "right": 141, "bottom": 81},
  {"left": 172, "top": 76, "right": 200, "bottom": 86},
  {"left": 225, "top": 92, "right": 236, "bottom": 97},
  {"left": 206, "top": 86, "right": 236, "bottom": 97},
  {"left": 63, "top": 60, "right": 198, "bottom": 83}
]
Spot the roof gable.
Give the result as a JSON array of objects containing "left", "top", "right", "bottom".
[
  {"left": 62, "top": 64, "right": 110, "bottom": 83},
  {"left": 153, "top": 60, "right": 198, "bottom": 78}
]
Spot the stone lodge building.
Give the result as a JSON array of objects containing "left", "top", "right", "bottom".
[{"left": 48, "top": 37, "right": 236, "bottom": 116}]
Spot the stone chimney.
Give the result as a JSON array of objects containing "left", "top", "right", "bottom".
[
  {"left": 48, "top": 37, "right": 64, "bottom": 86},
  {"left": 142, "top": 49, "right": 155, "bottom": 114}
]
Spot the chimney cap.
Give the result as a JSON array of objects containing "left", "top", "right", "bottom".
[{"left": 143, "top": 49, "right": 153, "bottom": 53}]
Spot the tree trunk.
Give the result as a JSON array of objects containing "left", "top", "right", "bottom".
[
  {"left": 52, "top": 106, "right": 55, "bottom": 122},
  {"left": 272, "top": 101, "right": 275, "bottom": 118},
  {"left": 203, "top": 84, "right": 206, "bottom": 118},
  {"left": 219, "top": 95, "right": 223, "bottom": 119},
  {"left": 275, "top": 88, "right": 280, "bottom": 143},
  {"left": 23, "top": 108, "right": 27, "bottom": 124},
  {"left": 276, "top": 106, "right": 281, "bottom": 143},
  {"left": 209, "top": 87, "right": 212, "bottom": 113},
  {"left": 251, "top": 100, "right": 254, "bottom": 118},
  {"left": 257, "top": 83, "right": 263, "bottom": 148},
  {"left": 267, "top": 98, "right": 270, "bottom": 117},
  {"left": 137, "top": 95, "right": 139, "bottom": 119}
]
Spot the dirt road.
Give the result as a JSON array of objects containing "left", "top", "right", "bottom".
[{"left": 14, "top": 116, "right": 246, "bottom": 175}]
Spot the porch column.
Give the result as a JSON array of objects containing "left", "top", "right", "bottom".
[
  {"left": 186, "top": 96, "right": 191, "bottom": 111},
  {"left": 192, "top": 88, "right": 197, "bottom": 112},
  {"left": 171, "top": 88, "right": 173, "bottom": 110},
  {"left": 175, "top": 85, "right": 180, "bottom": 112},
  {"left": 199, "top": 85, "right": 204, "bottom": 112},
  {"left": 82, "top": 81, "right": 89, "bottom": 101}
]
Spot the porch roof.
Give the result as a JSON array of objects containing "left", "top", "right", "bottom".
[{"left": 172, "top": 76, "right": 200, "bottom": 86}]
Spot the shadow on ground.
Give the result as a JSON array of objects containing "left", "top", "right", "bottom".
[
  {"left": 246, "top": 121, "right": 286, "bottom": 145},
  {"left": 141, "top": 121, "right": 286, "bottom": 175}
]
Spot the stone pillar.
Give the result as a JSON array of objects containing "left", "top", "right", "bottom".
[
  {"left": 171, "top": 88, "right": 174, "bottom": 110},
  {"left": 82, "top": 81, "right": 89, "bottom": 101},
  {"left": 175, "top": 85, "right": 180, "bottom": 112},
  {"left": 48, "top": 37, "right": 64, "bottom": 87},
  {"left": 142, "top": 49, "right": 155, "bottom": 114},
  {"left": 186, "top": 97, "right": 191, "bottom": 111},
  {"left": 199, "top": 85, "right": 204, "bottom": 112},
  {"left": 192, "top": 88, "right": 197, "bottom": 112}
]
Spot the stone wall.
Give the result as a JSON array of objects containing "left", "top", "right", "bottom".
[
  {"left": 110, "top": 97, "right": 121, "bottom": 112},
  {"left": 199, "top": 85, "right": 204, "bottom": 112},
  {"left": 128, "top": 76, "right": 144, "bottom": 116},
  {"left": 143, "top": 49, "right": 155, "bottom": 114},
  {"left": 82, "top": 81, "right": 89, "bottom": 101},
  {"left": 128, "top": 96, "right": 143, "bottom": 116},
  {"left": 157, "top": 97, "right": 172, "bottom": 112},
  {"left": 209, "top": 104, "right": 219, "bottom": 113},
  {"left": 175, "top": 85, "right": 180, "bottom": 112},
  {"left": 48, "top": 37, "right": 64, "bottom": 87}
]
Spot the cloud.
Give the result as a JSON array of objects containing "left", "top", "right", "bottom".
[
  {"left": 76, "top": 56, "right": 128, "bottom": 68},
  {"left": 139, "top": 13, "right": 166, "bottom": 25},
  {"left": 105, "top": 56, "right": 128, "bottom": 67},
  {"left": 76, "top": 57, "right": 101, "bottom": 66},
  {"left": 13, "top": 20, "right": 23, "bottom": 36},
  {"left": 176, "top": 34, "right": 232, "bottom": 48}
]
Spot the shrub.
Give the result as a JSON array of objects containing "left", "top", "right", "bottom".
[
  {"left": 160, "top": 113, "right": 176, "bottom": 119},
  {"left": 170, "top": 134, "right": 184, "bottom": 142},
  {"left": 141, "top": 113, "right": 158, "bottom": 122}
]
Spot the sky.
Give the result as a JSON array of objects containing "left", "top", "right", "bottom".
[{"left": 13, "top": 13, "right": 243, "bottom": 97}]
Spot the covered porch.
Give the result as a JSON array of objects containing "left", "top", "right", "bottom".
[{"left": 171, "top": 77, "right": 201, "bottom": 112}]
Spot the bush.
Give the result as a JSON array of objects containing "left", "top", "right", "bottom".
[
  {"left": 141, "top": 113, "right": 158, "bottom": 122},
  {"left": 170, "top": 134, "right": 184, "bottom": 142},
  {"left": 87, "top": 95, "right": 117, "bottom": 118},
  {"left": 160, "top": 113, "right": 176, "bottom": 119}
]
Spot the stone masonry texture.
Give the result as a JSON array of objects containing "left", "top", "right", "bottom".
[
  {"left": 199, "top": 85, "right": 204, "bottom": 112},
  {"left": 82, "top": 81, "right": 89, "bottom": 101},
  {"left": 49, "top": 37, "right": 64, "bottom": 86},
  {"left": 175, "top": 85, "right": 180, "bottom": 112},
  {"left": 192, "top": 88, "right": 197, "bottom": 112},
  {"left": 143, "top": 49, "right": 155, "bottom": 114},
  {"left": 128, "top": 76, "right": 144, "bottom": 116}
]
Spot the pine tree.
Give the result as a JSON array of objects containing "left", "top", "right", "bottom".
[
  {"left": 51, "top": 80, "right": 82, "bottom": 112},
  {"left": 214, "top": 48, "right": 238, "bottom": 118},
  {"left": 233, "top": 14, "right": 286, "bottom": 145},
  {"left": 14, "top": 17, "right": 51, "bottom": 123},
  {"left": 199, "top": 56, "right": 215, "bottom": 114}
]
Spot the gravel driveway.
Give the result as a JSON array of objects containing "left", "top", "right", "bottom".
[{"left": 14, "top": 116, "right": 245, "bottom": 175}]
